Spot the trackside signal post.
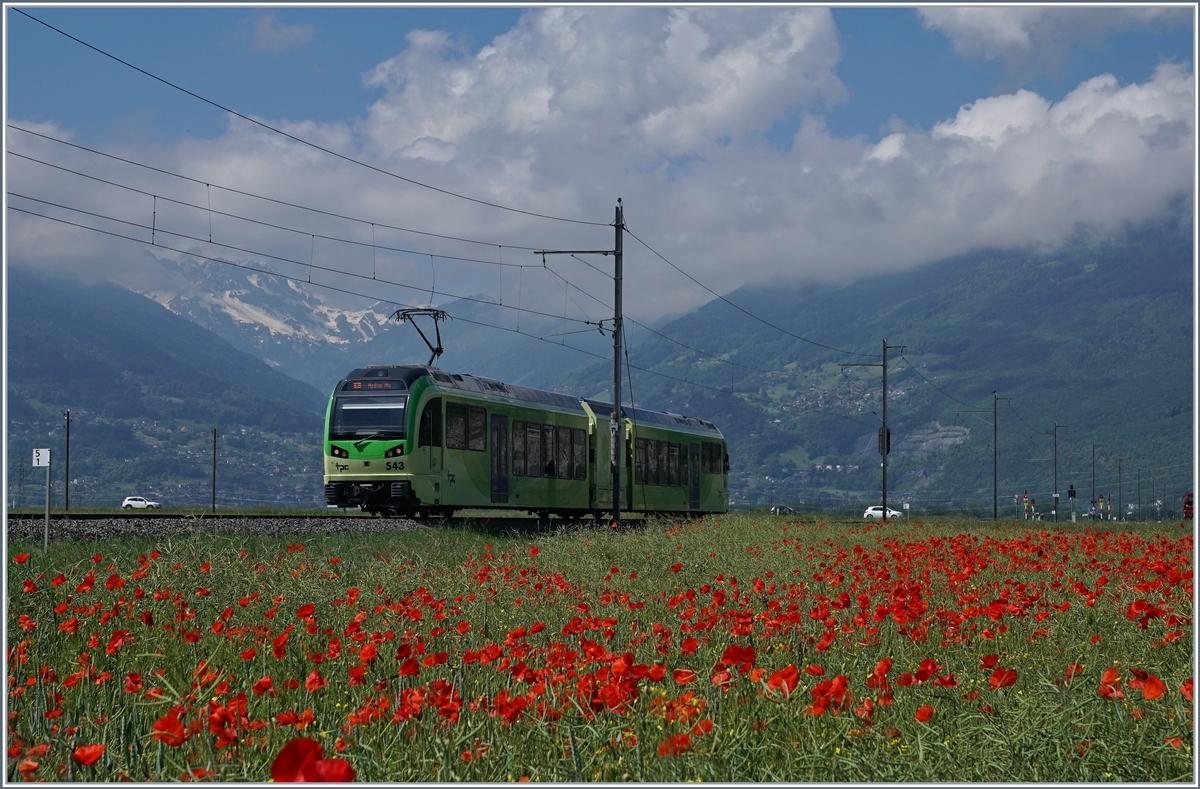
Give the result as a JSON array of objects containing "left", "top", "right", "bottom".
[
  {"left": 536, "top": 200, "right": 626, "bottom": 525},
  {"left": 33, "top": 448, "right": 50, "bottom": 550}
]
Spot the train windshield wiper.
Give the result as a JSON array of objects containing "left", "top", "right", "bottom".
[{"left": 353, "top": 432, "right": 402, "bottom": 450}]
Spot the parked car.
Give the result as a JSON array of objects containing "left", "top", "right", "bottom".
[
  {"left": 863, "top": 506, "right": 903, "bottom": 520},
  {"left": 121, "top": 496, "right": 161, "bottom": 509},
  {"left": 770, "top": 505, "right": 797, "bottom": 515}
]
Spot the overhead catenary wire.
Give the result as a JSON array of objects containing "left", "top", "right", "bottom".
[
  {"left": 625, "top": 227, "right": 874, "bottom": 358},
  {"left": 9, "top": 125, "right": 554, "bottom": 254},
  {"left": 7, "top": 200, "right": 591, "bottom": 328},
  {"left": 15, "top": 127, "right": 856, "bottom": 386},
  {"left": 11, "top": 10, "right": 608, "bottom": 228},
  {"left": 8, "top": 150, "right": 536, "bottom": 268},
  {"left": 9, "top": 203, "right": 874, "bottom": 427},
  {"left": 15, "top": 138, "right": 852, "bottom": 387},
  {"left": 899, "top": 355, "right": 989, "bottom": 410}
]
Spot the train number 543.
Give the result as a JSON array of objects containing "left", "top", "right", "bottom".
[{"left": 386, "top": 461, "right": 405, "bottom": 471}]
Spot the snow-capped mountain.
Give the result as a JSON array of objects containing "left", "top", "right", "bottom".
[
  {"left": 131, "top": 257, "right": 397, "bottom": 391},
  {"left": 126, "top": 256, "right": 603, "bottom": 394}
]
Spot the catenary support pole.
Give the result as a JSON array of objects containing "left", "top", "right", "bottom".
[
  {"left": 211, "top": 428, "right": 217, "bottom": 514},
  {"left": 63, "top": 410, "right": 70, "bottom": 513},
  {"left": 611, "top": 200, "right": 625, "bottom": 527}
]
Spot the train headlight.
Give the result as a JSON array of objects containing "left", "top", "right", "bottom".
[
  {"left": 384, "top": 445, "right": 404, "bottom": 458},
  {"left": 330, "top": 445, "right": 349, "bottom": 458}
]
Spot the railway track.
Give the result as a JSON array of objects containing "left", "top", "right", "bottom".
[{"left": 4, "top": 511, "right": 624, "bottom": 543}]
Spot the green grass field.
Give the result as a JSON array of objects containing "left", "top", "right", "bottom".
[{"left": 6, "top": 515, "right": 1194, "bottom": 782}]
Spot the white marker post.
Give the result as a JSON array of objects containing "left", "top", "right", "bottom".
[{"left": 33, "top": 449, "right": 50, "bottom": 550}]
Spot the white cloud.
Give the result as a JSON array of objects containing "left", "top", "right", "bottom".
[
  {"left": 919, "top": 6, "right": 1192, "bottom": 80},
  {"left": 6, "top": 9, "right": 1195, "bottom": 328},
  {"left": 230, "top": 12, "right": 316, "bottom": 54}
]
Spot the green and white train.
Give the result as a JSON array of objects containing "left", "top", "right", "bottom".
[{"left": 323, "top": 365, "right": 729, "bottom": 518}]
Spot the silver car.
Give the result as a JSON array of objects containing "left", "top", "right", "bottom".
[
  {"left": 121, "top": 496, "right": 161, "bottom": 509},
  {"left": 863, "top": 506, "right": 902, "bottom": 520}
]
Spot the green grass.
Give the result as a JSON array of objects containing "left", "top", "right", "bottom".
[{"left": 6, "top": 515, "right": 1193, "bottom": 782}]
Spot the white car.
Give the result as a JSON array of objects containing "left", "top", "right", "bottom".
[
  {"left": 863, "top": 506, "right": 903, "bottom": 520},
  {"left": 121, "top": 496, "right": 161, "bottom": 509}
]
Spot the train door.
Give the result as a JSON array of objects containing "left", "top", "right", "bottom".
[
  {"left": 418, "top": 397, "right": 443, "bottom": 474},
  {"left": 491, "top": 414, "right": 509, "bottom": 504},
  {"left": 688, "top": 443, "right": 700, "bottom": 509}
]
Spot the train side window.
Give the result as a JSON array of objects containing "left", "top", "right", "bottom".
[
  {"left": 526, "top": 424, "right": 542, "bottom": 477},
  {"left": 669, "top": 443, "right": 680, "bottom": 487},
  {"left": 724, "top": 448, "right": 730, "bottom": 473},
  {"left": 468, "top": 406, "right": 487, "bottom": 451},
  {"left": 556, "top": 426, "right": 571, "bottom": 479},
  {"left": 647, "top": 439, "right": 659, "bottom": 485},
  {"left": 635, "top": 438, "right": 647, "bottom": 484},
  {"left": 543, "top": 425, "right": 556, "bottom": 477},
  {"left": 701, "top": 442, "right": 711, "bottom": 474},
  {"left": 445, "top": 403, "right": 467, "bottom": 449},
  {"left": 657, "top": 441, "right": 669, "bottom": 487},
  {"left": 418, "top": 398, "right": 443, "bottom": 448},
  {"left": 512, "top": 420, "right": 526, "bottom": 476},
  {"left": 573, "top": 428, "right": 586, "bottom": 480}
]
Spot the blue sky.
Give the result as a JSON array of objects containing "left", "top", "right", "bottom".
[
  {"left": 5, "top": 6, "right": 1196, "bottom": 321},
  {"left": 7, "top": 6, "right": 1191, "bottom": 145}
]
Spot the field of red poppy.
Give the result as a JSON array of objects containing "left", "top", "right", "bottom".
[{"left": 6, "top": 515, "right": 1195, "bottom": 782}]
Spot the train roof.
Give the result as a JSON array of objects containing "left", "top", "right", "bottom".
[{"left": 339, "top": 365, "right": 723, "bottom": 436}]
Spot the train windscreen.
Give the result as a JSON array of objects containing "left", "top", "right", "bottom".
[{"left": 330, "top": 395, "right": 408, "bottom": 440}]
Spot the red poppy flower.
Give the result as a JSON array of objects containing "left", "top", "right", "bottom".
[
  {"left": 297, "top": 603, "right": 315, "bottom": 619},
  {"left": 673, "top": 668, "right": 697, "bottom": 685},
  {"left": 528, "top": 546, "right": 540, "bottom": 557},
  {"left": 152, "top": 713, "right": 186, "bottom": 747},
  {"left": 398, "top": 658, "right": 419, "bottom": 677},
  {"left": 670, "top": 563, "right": 683, "bottom": 573},
  {"left": 270, "top": 737, "right": 356, "bottom": 782},
  {"left": 305, "top": 669, "right": 326, "bottom": 693},
  {"left": 13, "top": 553, "right": 29, "bottom": 564},
  {"left": 680, "top": 638, "right": 699, "bottom": 655},
  {"left": 767, "top": 664, "right": 800, "bottom": 696},
  {"left": 979, "top": 654, "right": 1000, "bottom": 670},
  {"left": 1181, "top": 678, "right": 1193, "bottom": 701},
  {"left": 1142, "top": 674, "right": 1166, "bottom": 700},
  {"left": 657, "top": 733, "right": 692, "bottom": 757},
  {"left": 804, "top": 665, "right": 825, "bottom": 677},
  {"left": 873, "top": 657, "right": 892, "bottom": 677},
  {"left": 989, "top": 667, "right": 1017, "bottom": 691},
  {"left": 915, "top": 704, "right": 934, "bottom": 722},
  {"left": 72, "top": 744, "right": 105, "bottom": 766},
  {"left": 719, "top": 643, "right": 756, "bottom": 674},
  {"left": 253, "top": 676, "right": 274, "bottom": 696}
]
